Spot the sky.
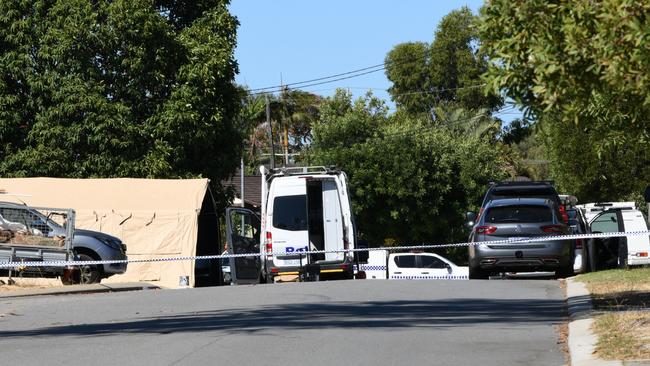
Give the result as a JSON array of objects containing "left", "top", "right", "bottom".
[{"left": 229, "top": 0, "right": 491, "bottom": 115}]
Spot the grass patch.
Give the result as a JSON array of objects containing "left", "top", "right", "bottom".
[
  {"left": 593, "top": 311, "right": 650, "bottom": 360},
  {"left": 576, "top": 267, "right": 650, "bottom": 310},
  {"left": 576, "top": 267, "right": 650, "bottom": 360}
]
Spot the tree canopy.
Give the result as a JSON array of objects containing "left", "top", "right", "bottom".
[
  {"left": 309, "top": 90, "right": 509, "bottom": 247},
  {"left": 479, "top": 0, "right": 650, "bottom": 201},
  {"left": 0, "top": 0, "right": 242, "bottom": 194},
  {"left": 385, "top": 7, "right": 502, "bottom": 116}
]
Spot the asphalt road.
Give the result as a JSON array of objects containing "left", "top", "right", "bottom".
[{"left": 0, "top": 279, "right": 566, "bottom": 366}]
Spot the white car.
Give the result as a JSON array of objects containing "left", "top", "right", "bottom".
[{"left": 362, "top": 251, "right": 468, "bottom": 280}]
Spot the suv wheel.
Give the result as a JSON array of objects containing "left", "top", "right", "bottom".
[
  {"left": 555, "top": 264, "right": 574, "bottom": 279},
  {"left": 469, "top": 267, "right": 489, "bottom": 280}
]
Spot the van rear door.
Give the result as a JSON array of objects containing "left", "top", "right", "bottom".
[
  {"left": 225, "top": 207, "right": 261, "bottom": 284},
  {"left": 321, "top": 179, "right": 344, "bottom": 262},
  {"left": 270, "top": 190, "right": 310, "bottom": 267}
]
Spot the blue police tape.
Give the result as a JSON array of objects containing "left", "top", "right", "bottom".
[
  {"left": 1, "top": 230, "right": 649, "bottom": 269},
  {"left": 389, "top": 275, "right": 469, "bottom": 280}
]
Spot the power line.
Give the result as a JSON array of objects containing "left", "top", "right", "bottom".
[
  {"left": 246, "top": 54, "right": 428, "bottom": 94},
  {"left": 249, "top": 68, "right": 386, "bottom": 96},
  {"left": 247, "top": 63, "right": 386, "bottom": 92}
]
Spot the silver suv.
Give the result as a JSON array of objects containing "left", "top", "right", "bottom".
[{"left": 468, "top": 198, "right": 573, "bottom": 279}]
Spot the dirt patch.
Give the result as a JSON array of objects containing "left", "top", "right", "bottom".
[
  {"left": 0, "top": 277, "right": 62, "bottom": 292},
  {"left": 555, "top": 322, "right": 570, "bottom": 365}
]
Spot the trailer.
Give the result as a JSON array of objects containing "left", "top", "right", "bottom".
[{"left": 0, "top": 203, "right": 76, "bottom": 279}]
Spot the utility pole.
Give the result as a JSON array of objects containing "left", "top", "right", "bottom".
[
  {"left": 240, "top": 157, "right": 244, "bottom": 208},
  {"left": 281, "top": 84, "right": 290, "bottom": 167},
  {"left": 266, "top": 94, "right": 275, "bottom": 169}
]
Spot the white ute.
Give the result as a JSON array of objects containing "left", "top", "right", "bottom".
[
  {"left": 362, "top": 250, "right": 468, "bottom": 280},
  {"left": 225, "top": 166, "right": 366, "bottom": 284}
]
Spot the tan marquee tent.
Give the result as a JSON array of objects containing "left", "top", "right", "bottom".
[{"left": 0, "top": 178, "right": 221, "bottom": 288}]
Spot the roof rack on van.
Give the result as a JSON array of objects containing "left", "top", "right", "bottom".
[
  {"left": 269, "top": 166, "right": 340, "bottom": 177},
  {"left": 577, "top": 202, "right": 637, "bottom": 211}
]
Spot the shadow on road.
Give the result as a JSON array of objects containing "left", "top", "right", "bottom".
[{"left": 0, "top": 297, "right": 566, "bottom": 338}]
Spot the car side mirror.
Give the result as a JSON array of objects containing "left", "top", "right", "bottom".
[
  {"left": 445, "top": 263, "right": 452, "bottom": 273},
  {"left": 466, "top": 212, "right": 476, "bottom": 221},
  {"left": 465, "top": 211, "right": 476, "bottom": 228}
]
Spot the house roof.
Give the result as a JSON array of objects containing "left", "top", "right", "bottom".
[{"left": 222, "top": 172, "right": 262, "bottom": 207}]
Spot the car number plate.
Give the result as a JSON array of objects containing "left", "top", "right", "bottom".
[{"left": 507, "top": 237, "right": 530, "bottom": 242}]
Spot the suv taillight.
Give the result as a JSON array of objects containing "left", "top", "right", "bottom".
[
  {"left": 541, "top": 225, "right": 564, "bottom": 233},
  {"left": 475, "top": 226, "right": 497, "bottom": 234},
  {"left": 265, "top": 232, "right": 273, "bottom": 255}
]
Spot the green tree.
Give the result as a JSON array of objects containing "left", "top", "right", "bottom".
[
  {"left": 309, "top": 90, "right": 509, "bottom": 249},
  {"left": 480, "top": 0, "right": 650, "bottom": 201},
  {"left": 385, "top": 7, "right": 502, "bottom": 116},
  {"left": 0, "top": 0, "right": 242, "bottom": 197}
]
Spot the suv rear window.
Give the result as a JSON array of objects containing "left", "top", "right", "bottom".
[
  {"left": 484, "top": 205, "right": 552, "bottom": 223},
  {"left": 272, "top": 195, "right": 308, "bottom": 231}
]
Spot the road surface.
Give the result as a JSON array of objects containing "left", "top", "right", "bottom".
[{"left": 0, "top": 279, "right": 566, "bottom": 365}]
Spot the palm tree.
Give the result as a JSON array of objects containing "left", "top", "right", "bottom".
[{"left": 434, "top": 104, "right": 501, "bottom": 140}]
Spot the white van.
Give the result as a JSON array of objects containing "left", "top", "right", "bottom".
[
  {"left": 578, "top": 202, "right": 650, "bottom": 268},
  {"left": 225, "top": 166, "right": 365, "bottom": 284}
]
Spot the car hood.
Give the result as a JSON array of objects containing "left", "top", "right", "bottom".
[{"left": 74, "top": 229, "right": 122, "bottom": 242}]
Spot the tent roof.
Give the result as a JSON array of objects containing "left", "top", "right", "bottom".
[{"left": 0, "top": 178, "right": 210, "bottom": 212}]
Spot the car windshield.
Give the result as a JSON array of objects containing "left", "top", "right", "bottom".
[
  {"left": 272, "top": 195, "right": 308, "bottom": 231},
  {"left": 484, "top": 205, "right": 553, "bottom": 223}
]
